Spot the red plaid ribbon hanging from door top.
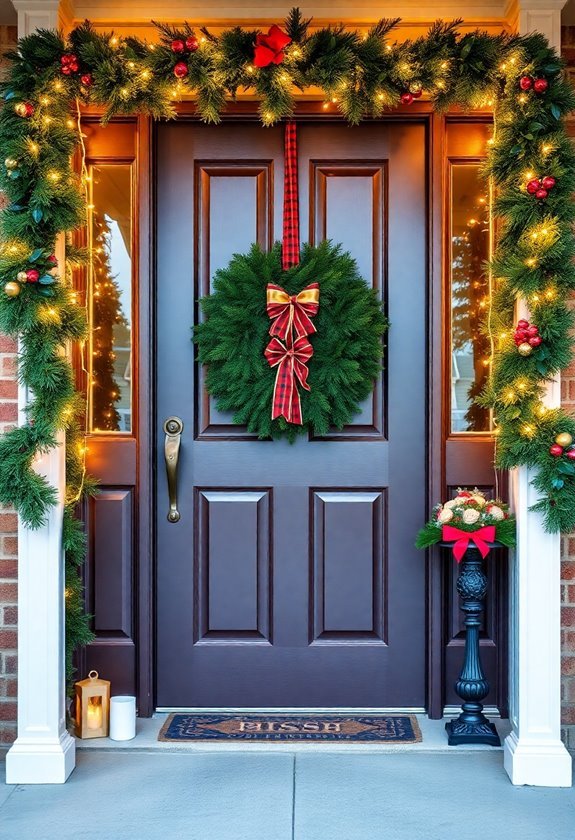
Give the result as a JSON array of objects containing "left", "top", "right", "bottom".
[
  {"left": 264, "top": 121, "right": 320, "bottom": 424},
  {"left": 282, "top": 120, "right": 300, "bottom": 271}
]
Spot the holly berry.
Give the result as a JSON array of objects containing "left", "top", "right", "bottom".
[
  {"left": 171, "top": 39, "right": 185, "bottom": 53},
  {"left": 550, "top": 444, "right": 564, "bottom": 457},
  {"left": 535, "top": 188, "right": 548, "bottom": 200},
  {"left": 519, "top": 75, "right": 533, "bottom": 90},
  {"left": 533, "top": 77, "right": 548, "bottom": 94},
  {"left": 400, "top": 92, "right": 414, "bottom": 105},
  {"left": 81, "top": 73, "right": 94, "bottom": 87},
  {"left": 173, "top": 61, "right": 189, "bottom": 79},
  {"left": 186, "top": 36, "right": 199, "bottom": 52},
  {"left": 60, "top": 53, "right": 79, "bottom": 74},
  {"left": 26, "top": 268, "right": 39, "bottom": 283},
  {"left": 526, "top": 178, "right": 541, "bottom": 194},
  {"left": 529, "top": 335, "right": 542, "bottom": 347},
  {"left": 541, "top": 175, "right": 556, "bottom": 190}
]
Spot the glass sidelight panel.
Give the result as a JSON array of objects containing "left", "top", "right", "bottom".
[
  {"left": 450, "top": 163, "right": 492, "bottom": 433},
  {"left": 88, "top": 164, "right": 133, "bottom": 433}
]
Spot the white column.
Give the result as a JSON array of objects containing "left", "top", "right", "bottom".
[
  {"left": 6, "top": 1, "right": 76, "bottom": 786},
  {"left": 503, "top": 0, "right": 572, "bottom": 788}
]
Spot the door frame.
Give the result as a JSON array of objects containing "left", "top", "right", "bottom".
[{"left": 133, "top": 100, "right": 484, "bottom": 718}]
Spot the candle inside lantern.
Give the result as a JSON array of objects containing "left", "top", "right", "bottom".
[{"left": 87, "top": 698, "right": 103, "bottom": 730}]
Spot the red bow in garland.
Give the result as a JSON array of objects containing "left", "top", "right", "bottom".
[
  {"left": 442, "top": 525, "right": 497, "bottom": 563},
  {"left": 266, "top": 282, "right": 320, "bottom": 340},
  {"left": 254, "top": 25, "right": 292, "bottom": 68},
  {"left": 264, "top": 334, "right": 313, "bottom": 424}
]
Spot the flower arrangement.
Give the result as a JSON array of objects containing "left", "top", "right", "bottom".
[{"left": 416, "top": 489, "right": 516, "bottom": 560}]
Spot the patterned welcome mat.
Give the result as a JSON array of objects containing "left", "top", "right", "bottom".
[{"left": 158, "top": 713, "right": 421, "bottom": 743}]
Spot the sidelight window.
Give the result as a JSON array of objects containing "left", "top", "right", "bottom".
[
  {"left": 87, "top": 163, "right": 133, "bottom": 433},
  {"left": 449, "top": 162, "right": 493, "bottom": 434}
]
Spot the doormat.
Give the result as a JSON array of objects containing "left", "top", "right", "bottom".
[{"left": 158, "top": 714, "right": 422, "bottom": 743}]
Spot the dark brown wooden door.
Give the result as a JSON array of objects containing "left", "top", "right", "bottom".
[{"left": 155, "top": 119, "right": 427, "bottom": 708}]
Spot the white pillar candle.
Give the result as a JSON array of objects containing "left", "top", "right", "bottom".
[{"left": 109, "top": 696, "right": 136, "bottom": 741}]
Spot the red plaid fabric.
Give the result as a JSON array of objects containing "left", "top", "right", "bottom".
[
  {"left": 282, "top": 121, "right": 300, "bottom": 271},
  {"left": 266, "top": 282, "right": 320, "bottom": 340},
  {"left": 264, "top": 333, "right": 313, "bottom": 424}
]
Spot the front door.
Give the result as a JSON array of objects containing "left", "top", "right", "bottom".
[{"left": 155, "top": 118, "right": 427, "bottom": 708}]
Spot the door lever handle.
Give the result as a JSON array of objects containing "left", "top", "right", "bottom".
[{"left": 163, "top": 416, "right": 184, "bottom": 523}]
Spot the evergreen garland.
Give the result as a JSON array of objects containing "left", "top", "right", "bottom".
[
  {"left": 0, "top": 12, "right": 574, "bottom": 681},
  {"left": 194, "top": 242, "right": 387, "bottom": 441}
]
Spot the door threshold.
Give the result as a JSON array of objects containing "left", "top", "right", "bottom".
[
  {"left": 155, "top": 706, "right": 427, "bottom": 715},
  {"left": 74, "top": 714, "right": 511, "bottom": 754}
]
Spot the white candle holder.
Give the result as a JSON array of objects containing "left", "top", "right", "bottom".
[{"left": 109, "top": 696, "right": 136, "bottom": 741}]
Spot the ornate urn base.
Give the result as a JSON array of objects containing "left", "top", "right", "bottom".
[{"left": 443, "top": 543, "right": 501, "bottom": 747}]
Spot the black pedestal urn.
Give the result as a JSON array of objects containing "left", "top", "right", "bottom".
[{"left": 442, "top": 542, "right": 501, "bottom": 747}]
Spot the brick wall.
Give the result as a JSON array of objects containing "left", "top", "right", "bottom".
[{"left": 0, "top": 24, "right": 18, "bottom": 745}]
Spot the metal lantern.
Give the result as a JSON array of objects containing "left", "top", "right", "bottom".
[{"left": 74, "top": 670, "right": 110, "bottom": 739}]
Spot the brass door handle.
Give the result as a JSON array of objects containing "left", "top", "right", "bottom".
[{"left": 163, "top": 416, "right": 184, "bottom": 523}]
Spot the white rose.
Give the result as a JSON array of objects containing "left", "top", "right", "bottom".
[
  {"left": 444, "top": 499, "right": 459, "bottom": 510},
  {"left": 471, "top": 494, "right": 486, "bottom": 508},
  {"left": 487, "top": 505, "right": 504, "bottom": 521},
  {"left": 462, "top": 508, "right": 480, "bottom": 525},
  {"left": 438, "top": 507, "right": 454, "bottom": 524}
]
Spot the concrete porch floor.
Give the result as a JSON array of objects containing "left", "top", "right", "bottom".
[{"left": 1, "top": 717, "right": 574, "bottom": 839}]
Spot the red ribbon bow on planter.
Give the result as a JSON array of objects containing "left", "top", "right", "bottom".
[
  {"left": 254, "top": 25, "right": 292, "bottom": 68},
  {"left": 266, "top": 282, "right": 320, "bottom": 340},
  {"left": 264, "top": 334, "right": 313, "bottom": 424},
  {"left": 442, "top": 525, "right": 497, "bottom": 563}
]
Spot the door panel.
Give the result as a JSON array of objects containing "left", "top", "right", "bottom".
[{"left": 155, "top": 120, "right": 427, "bottom": 708}]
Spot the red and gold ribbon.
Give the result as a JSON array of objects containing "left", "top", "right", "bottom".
[
  {"left": 442, "top": 525, "right": 497, "bottom": 563},
  {"left": 266, "top": 282, "right": 320, "bottom": 340},
  {"left": 264, "top": 333, "right": 313, "bottom": 424}
]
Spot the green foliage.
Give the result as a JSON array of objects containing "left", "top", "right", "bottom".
[{"left": 194, "top": 242, "right": 387, "bottom": 442}]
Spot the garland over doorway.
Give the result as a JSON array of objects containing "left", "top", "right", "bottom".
[{"left": 1, "top": 10, "right": 575, "bottom": 668}]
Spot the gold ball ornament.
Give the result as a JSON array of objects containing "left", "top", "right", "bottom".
[
  {"left": 4, "top": 157, "right": 18, "bottom": 170},
  {"left": 518, "top": 342, "right": 533, "bottom": 356},
  {"left": 555, "top": 432, "right": 573, "bottom": 448},
  {"left": 16, "top": 271, "right": 28, "bottom": 283},
  {"left": 4, "top": 281, "right": 21, "bottom": 298},
  {"left": 409, "top": 81, "right": 423, "bottom": 95}
]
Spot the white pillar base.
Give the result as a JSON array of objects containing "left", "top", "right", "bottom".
[
  {"left": 6, "top": 731, "right": 76, "bottom": 785},
  {"left": 504, "top": 731, "right": 572, "bottom": 787}
]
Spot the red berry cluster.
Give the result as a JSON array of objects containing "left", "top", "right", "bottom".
[
  {"left": 400, "top": 89, "right": 422, "bottom": 106},
  {"left": 514, "top": 319, "right": 542, "bottom": 348},
  {"left": 171, "top": 36, "right": 199, "bottom": 78},
  {"left": 519, "top": 75, "right": 548, "bottom": 94},
  {"left": 526, "top": 175, "right": 556, "bottom": 200},
  {"left": 60, "top": 53, "right": 93, "bottom": 87},
  {"left": 171, "top": 36, "right": 199, "bottom": 53},
  {"left": 60, "top": 53, "right": 79, "bottom": 74}
]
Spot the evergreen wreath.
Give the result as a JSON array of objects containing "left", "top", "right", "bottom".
[{"left": 194, "top": 242, "right": 387, "bottom": 441}]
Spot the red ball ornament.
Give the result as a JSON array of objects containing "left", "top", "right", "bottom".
[
  {"left": 47, "top": 254, "right": 58, "bottom": 264},
  {"left": 541, "top": 175, "right": 556, "bottom": 190},
  {"left": 550, "top": 444, "right": 564, "bottom": 457},
  {"left": 517, "top": 319, "right": 529, "bottom": 329},
  {"left": 526, "top": 178, "right": 541, "bottom": 194},
  {"left": 514, "top": 331, "right": 528, "bottom": 344},
  {"left": 535, "top": 188, "right": 548, "bottom": 200},
  {"left": 81, "top": 73, "right": 94, "bottom": 87},
  {"left": 26, "top": 268, "right": 39, "bottom": 283},
  {"left": 529, "top": 335, "right": 542, "bottom": 347},
  {"left": 173, "top": 61, "right": 189, "bottom": 79},
  {"left": 186, "top": 36, "right": 199, "bottom": 52},
  {"left": 60, "top": 53, "right": 73, "bottom": 65},
  {"left": 400, "top": 92, "right": 414, "bottom": 105},
  {"left": 566, "top": 449, "right": 575, "bottom": 460},
  {"left": 527, "top": 325, "right": 539, "bottom": 336},
  {"left": 533, "top": 77, "right": 548, "bottom": 93},
  {"left": 171, "top": 39, "right": 185, "bottom": 53},
  {"left": 519, "top": 75, "right": 533, "bottom": 90}
]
